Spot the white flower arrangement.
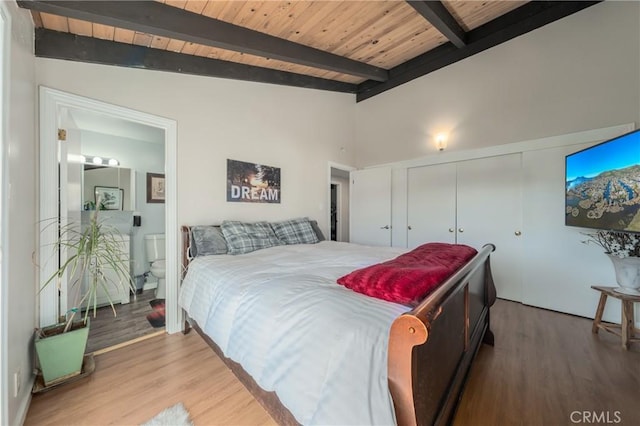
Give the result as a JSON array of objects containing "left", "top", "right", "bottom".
[{"left": 582, "top": 230, "right": 640, "bottom": 258}]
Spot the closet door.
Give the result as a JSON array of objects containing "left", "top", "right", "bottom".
[
  {"left": 456, "top": 153, "right": 523, "bottom": 302},
  {"left": 350, "top": 167, "right": 392, "bottom": 246},
  {"left": 407, "top": 163, "right": 457, "bottom": 248}
]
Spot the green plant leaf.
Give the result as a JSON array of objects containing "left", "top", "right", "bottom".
[{"left": 39, "top": 211, "right": 135, "bottom": 332}]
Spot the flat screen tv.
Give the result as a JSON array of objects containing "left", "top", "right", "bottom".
[{"left": 565, "top": 128, "right": 640, "bottom": 232}]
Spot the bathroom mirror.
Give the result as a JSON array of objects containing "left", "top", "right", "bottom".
[{"left": 82, "top": 165, "right": 135, "bottom": 211}]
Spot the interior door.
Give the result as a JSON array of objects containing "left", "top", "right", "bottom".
[
  {"left": 407, "top": 163, "right": 457, "bottom": 248},
  {"left": 350, "top": 167, "right": 392, "bottom": 246},
  {"left": 456, "top": 153, "right": 523, "bottom": 302}
]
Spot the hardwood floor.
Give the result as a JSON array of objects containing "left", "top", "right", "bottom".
[
  {"left": 453, "top": 300, "right": 640, "bottom": 426},
  {"left": 85, "top": 289, "right": 163, "bottom": 354},
  {"left": 26, "top": 299, "right": 640, "bottom": 425},
  {"left": 26, "top": 331, "right": 275, "bottom": 426}
]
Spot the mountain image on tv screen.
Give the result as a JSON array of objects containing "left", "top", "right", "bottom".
[{"left": 565, "top": 129, "right": 640, "bottom": 233}]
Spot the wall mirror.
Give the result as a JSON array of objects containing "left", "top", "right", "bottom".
[{"left": 82, "top": 164, "right": 135, "bottom": 211}]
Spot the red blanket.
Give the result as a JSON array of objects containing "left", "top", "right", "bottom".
[{"left": 337, "top": 242, "right": 477, "bottom": 306}]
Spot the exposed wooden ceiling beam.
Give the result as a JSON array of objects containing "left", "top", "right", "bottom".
[
  {"left": 18, "top": 0, "right": 389, "bottom": 82},
  {"left": 407, "top": 1, "right": 466, "bottom": 48},
  {"left": 357, "top": 1, "right": 601, "bottom": 102},
  {"left": 34, "top": 29, "right": 358, "bottom": 94}
]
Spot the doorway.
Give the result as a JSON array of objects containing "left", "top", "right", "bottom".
[
  {"left": 38, "top": 87, "right": 180, "bottom": 340},
  {"left": 329, "top": 164, "right": 353, "bottom": 242},
  {"left": 60, "top": 108, "right": 167, "bottom": 353},
  {"left": 330, "top": 183, "right": 338, "bottom": 241}
]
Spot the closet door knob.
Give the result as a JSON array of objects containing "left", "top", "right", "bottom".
[
  {"left": 515, "top": 230, "right": 522, "bottom": 236},
  {"left": 380, "top": 225, "right": 390, "bottom": 230},
  {"left": 449, "top": 228, "right": 455, "bottom": 233},
  {"left": 458, "top": 228, "right": 464, "bottom": 233},
  {"left": 407, "top": 225, "right": 412, "bottom": 230}
]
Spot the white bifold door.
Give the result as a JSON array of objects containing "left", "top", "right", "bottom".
[
  {"left": 350, "top": 167, "right": 392, "bottom": 246},
  {"left": 407, "top": 154, "right": 523, "bottom": 302}
]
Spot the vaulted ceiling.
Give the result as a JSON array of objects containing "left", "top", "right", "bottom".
[{"left": 18, "top": 1, "right": 599, "bottom": 101}]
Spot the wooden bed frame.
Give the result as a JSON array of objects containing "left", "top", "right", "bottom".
[{"left": 180, "top": 225, "right": 496, "bottom": 426}]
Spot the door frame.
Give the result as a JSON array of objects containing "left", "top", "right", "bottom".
[
  {"left": 38, "top": 87, "right": 181, "bottom": 334},
  {"left": 0, "top": 4, "right": 8, "bottom": 425}
]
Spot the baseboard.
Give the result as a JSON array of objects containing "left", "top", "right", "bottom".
[{"left": 13, "top": 375, "right": 34, "bottom": 426}]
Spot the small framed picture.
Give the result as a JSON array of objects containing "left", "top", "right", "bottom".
[
  {"left": 95, "top": 186, "right": 123, "bottom": 210},
  {"left": 147, "top": 173, "right": 165, "bottom": 204}
]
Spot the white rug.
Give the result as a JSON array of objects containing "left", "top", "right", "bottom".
[{"left": 141, "top": 402, "right": 194, "bottom": 426}]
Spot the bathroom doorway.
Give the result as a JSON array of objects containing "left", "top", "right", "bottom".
[
  {"left": 39, "top": 88, "right": 179, "bottom": 353},
  {"left": 61, "top": 107, "right": 167, "bottom": 353}
]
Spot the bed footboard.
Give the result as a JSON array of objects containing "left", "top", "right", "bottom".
[{"left": 388, "top": 244, "right": 496, "bottom": 426}]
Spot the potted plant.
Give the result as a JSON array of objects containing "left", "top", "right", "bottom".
[
  {"left": 582, "top": 230, "right": 640, "bottom": 295},
  {"left": 36, "top": 209, "right": 135, "bottom": 387}
]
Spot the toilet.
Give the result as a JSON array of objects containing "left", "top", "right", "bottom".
[{"left": 144, "top": 234, "right": 166, "bottom": 299}]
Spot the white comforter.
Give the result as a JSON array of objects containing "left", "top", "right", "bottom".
[{"left": 179, "top": 241, "right": 410, "bottom": 425}]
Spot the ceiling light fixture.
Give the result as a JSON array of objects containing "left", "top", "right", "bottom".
[
  {"left": 78, "top": 155, "right": 120, "bottom": 166},
  {"left": 68, "top": 154, "right": 121, "bottom": 166}
]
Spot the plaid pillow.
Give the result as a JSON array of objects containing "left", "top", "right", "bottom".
[
  {"left": 309, "top": 220, "right": 325, "bottom": 241},
  {"left": 191, "top": 226, "right": 227, "bottom": 256},
  {"left": 271, "top": 218, "right": 319, "bottom": 245},
  {"left": 221, "top": 221, "right": 281, "bottom": 255}
]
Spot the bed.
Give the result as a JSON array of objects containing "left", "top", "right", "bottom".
[{"left": 179, "top": 220, "right": 496, "bottom": 426}]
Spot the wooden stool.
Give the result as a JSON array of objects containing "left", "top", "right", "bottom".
[{"left": 591, "top": 285, "right": 640, "bottom": 350}]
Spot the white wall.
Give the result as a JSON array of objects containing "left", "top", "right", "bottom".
[
  {"left": 355, "top": 1, "right": 640, "bottom": 167},
  {"left": 1, "top": 2, "right": 36, "bottom": 425},
  {"left": 80, "top": 130, "right": 165, "bottom": 276},
  {"left": 36, "top": 60, "right": 356, "bottom": 238}
]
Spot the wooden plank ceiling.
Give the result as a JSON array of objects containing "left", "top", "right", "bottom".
[{"left": 19, "top": 1, "right": 599, "bottom": 101}]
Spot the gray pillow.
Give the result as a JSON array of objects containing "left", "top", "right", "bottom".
[
  {"left": 271, "top": 218, "right": 319, "bottom": 245},
  {"left": 191, "top": 226, "right": 228, "bottom": 256},
  {"left": 309, "top": 220, "right": 325, "bottom": 241},
  {"left": 221, "top": 221, "right": 281, "bottom": 255}
]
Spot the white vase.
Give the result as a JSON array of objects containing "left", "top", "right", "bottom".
[{"left": 607, "top": 254, "right": 640, "bottom": 295}]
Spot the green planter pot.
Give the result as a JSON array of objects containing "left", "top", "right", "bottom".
[{"left": 35, "top": 321, "right": 89, "bottom": 387}]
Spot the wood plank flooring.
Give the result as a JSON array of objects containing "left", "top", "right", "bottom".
[
  {"left": 453, "top": 300, "right": 640, "bottom": 426},
  {"left": 26, "top": 330, "right": 275, "bottom": 426},
  {"left": 26, "top": 299, "right": 640, "bottom": 425},
  {"left": 85, "top": 290, "right": 163, "bottom": 354}
]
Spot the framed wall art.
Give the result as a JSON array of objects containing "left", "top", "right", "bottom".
[
  {"left": 227, "top": 159, "right": 281, "bottom": 204},
  {"left": 94, "top": 186, "right": 123, "bottom": 210},
  {"left": 147, "top": 172, "right": 165, "bottom": 203}
]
